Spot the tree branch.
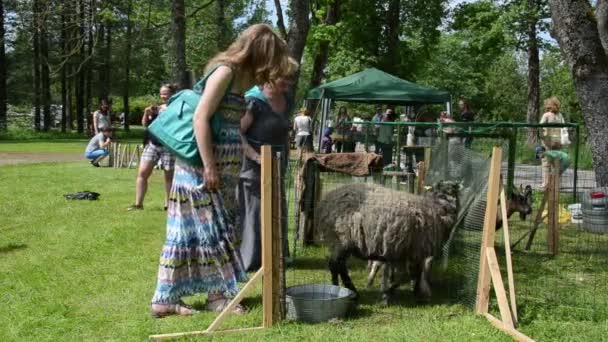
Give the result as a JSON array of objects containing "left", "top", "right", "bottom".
[
  {"left": 274, "top": 0, "right": 287, "bottom": 39},
  {"left": 598, "top": 0, "right": 608, "bottom": 56}
]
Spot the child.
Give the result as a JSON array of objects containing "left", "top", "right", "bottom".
[{"left": 322, "top": 127, "right": 334, "bottom": 153}]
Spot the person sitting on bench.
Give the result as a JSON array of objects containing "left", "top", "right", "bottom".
[{"left": 84, "top": 127, "right": 113, "bottom": 167}]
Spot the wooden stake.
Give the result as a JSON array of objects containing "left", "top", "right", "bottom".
[
  {"left": 475, "top": 146, "right": 502, "bottom": 315},
  {"left": 150, "top": 322, "right": 265, "bottom": 341},
  {"left": 486, "top": 247, "right": 514, "bottom": 328},
  {"left": 500, "top": 189, "right": 518, "bottom": 325},
  {"left": 484, "top": 313, "right": 535, "bottom": 342},
  {"left": 522, "top": 190, "right": 548, "bottom": 251},
  {"left": 547, "top": 159, "right": 560, "bottom": 255},
  {"left": 261, "top": 145, "right": 274, "bottom": 328},
  {"left": 206, "top": 270, "right": 264, "bottom": 333},
  {"left": 272, "top": 155, "right": 283, "bottom": 320}
]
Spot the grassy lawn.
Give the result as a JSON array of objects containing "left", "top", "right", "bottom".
[{"left": 1, "top": 159, "right": 607, "bottom": 341}]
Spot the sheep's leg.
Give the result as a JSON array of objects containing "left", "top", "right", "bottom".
[
  {"left": 329, "top": 246, "right": 359, "bottom": 297},
  {"left": 380, "top": 263, "right": 394, "bottom": 306},
  {"left": 414, "top": 257, "right": 433, "bottom": 302},
  {"left": 366, "top": 261, "right": 383, "bottom": 289}
]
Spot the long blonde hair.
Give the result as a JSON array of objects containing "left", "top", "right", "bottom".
[
  {"left": 544, "top": 96, "right": 561, "bottom": 113},
  {"left": 206, "top": 24, "right": 292, "bottom": 85}
]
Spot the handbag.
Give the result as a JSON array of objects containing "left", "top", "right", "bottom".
[
  {"left": 559, "top": 113, "right": 570, "bottom": 146},
  {"left": 560, "top": 127, "right": 571, "bottom": 146},
  {"left": 148, "top": 65, "right": 233, "bottom": 165}
]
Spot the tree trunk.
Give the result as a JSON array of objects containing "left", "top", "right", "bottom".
[
  {"left": 98, "top": 23, "right": 106, "bottom": 102},
  {"left": 307, "top": 0, "right": 340, "bottom": 113},
  {"left": 60, "top": 1, "right": 67, "bottom": 132},
  {"left": 85, "top": 0, "right": 94, "bottom": 130},
  {"left": 286, "top": 0, "right": 311, "bottom": 64},
  {"left": 171, "top": 0, "right": 189, "bottom": 89},
  {"left": 33, "top": 0, "right": 41, "bottom": 131},
  {"left": 385, "top": 0, "right": 401, "bottom": 74},
  {"left": 598, "top": 0, "right": 608, "bottom": 56},
  {"left": 104, "top": 23, "right": 112, "bottom": 103},
  {"left": 40, "top": 0, "right": 52, "bottom": 131},
  {"left": 0, "top": 0, "right": 7, "bottom": 131},
  {"left": 216, "top": 0, "right": 228, "bottom": 50},
  {"left": 123, "top": 0, "right": 133, "bottom": 132},
  {"left": 549, "top": 0, "right": 608, "bottom": 186},
  {"left": 526, "top": 0, "right": 540, "bottom": 146},
  {"left": 76, "top": 0, "right": 85, "bottom": 133}
]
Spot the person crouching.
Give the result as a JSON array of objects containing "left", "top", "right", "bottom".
[{"left": 84, "top": 127, "right": 113, "bottom": 167}]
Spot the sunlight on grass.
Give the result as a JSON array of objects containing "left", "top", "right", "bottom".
[{"left": 1, "top": 161, "right": 607, "bottom": 340}]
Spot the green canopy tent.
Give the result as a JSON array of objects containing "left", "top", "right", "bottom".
[
  {"left": 308, "top": 67, "right": 450, "bottom": 105},
  {"left": 307, "top": 68, "right": 451, "bottom": 151}
]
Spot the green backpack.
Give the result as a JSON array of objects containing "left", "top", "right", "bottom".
[{"left": 148, "top": 65, "right": 233, "bottom": 165}]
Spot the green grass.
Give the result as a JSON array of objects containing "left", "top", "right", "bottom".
[{"left": 1, "top": 159, "right": 607, "bottom": 341}]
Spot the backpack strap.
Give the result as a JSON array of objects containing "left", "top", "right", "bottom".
[{"left": 192, "top": 64, "right": 235, "bottom": 95}]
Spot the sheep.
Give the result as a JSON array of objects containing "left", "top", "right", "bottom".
[
  {"left": 313, "top": 180, "right": 461, "bottom": 305},
  {"left": 365, "top": 184, "right": 533, "bottom": 289}
]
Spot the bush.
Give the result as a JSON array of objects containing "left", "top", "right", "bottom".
[{"left": 110, "top": 95, "right": 159, "bottom": 126}]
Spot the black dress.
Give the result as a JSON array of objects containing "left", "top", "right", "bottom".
[{"left": 238, "top": 93, "right": 291, "bottom": 271}]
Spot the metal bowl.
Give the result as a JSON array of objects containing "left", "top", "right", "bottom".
[{"left": 285, "top": 284, "right": 356, "bottom": 323}]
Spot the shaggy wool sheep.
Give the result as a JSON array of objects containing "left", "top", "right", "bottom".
[
  {"left": 365, "top": 184, "right": 533, "bottom": 289},
  {"left": 314, "top": 180, "right": 461, "bottom": 304}
]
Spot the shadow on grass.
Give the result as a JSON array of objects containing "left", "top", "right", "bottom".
[{"left": 0, "top": 243, "right": 27, "bottom": 254}]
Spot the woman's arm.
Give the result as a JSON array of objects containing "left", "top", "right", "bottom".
[
  {"left": 240, "top": 109, "right": 261, "bottom": 164},
  {"left": 141, "top": 112, "right": 149, "bottom": 126},
  {"left": 93, "top": 112, "right": 99, "bottom": 134},
  {"left": 193, "top": 66, "right": 234, "bottom": 191}
]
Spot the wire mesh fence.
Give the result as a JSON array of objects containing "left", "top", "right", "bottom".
[{"left": 275, "top": 122, "right": 607, "bottom": 328}]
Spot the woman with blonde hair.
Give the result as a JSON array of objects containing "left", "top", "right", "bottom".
[
  {"left": 539, "top": 96, "right": 566, "bottom": 189},
  {"left": 150, "top": 24, "right": 292, "bottom": 317}
]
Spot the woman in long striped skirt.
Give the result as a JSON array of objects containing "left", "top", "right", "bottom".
[{"left": 150, "top": 24, "right": 294, "bottom": 317}]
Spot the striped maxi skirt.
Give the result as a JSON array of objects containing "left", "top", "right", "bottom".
[{"left": 151, "top": 160, "right": 247, "bottom": 304}]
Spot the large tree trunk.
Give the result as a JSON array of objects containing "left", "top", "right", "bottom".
[
  {"left": 286, "top": 0, "right": 311, "bottom": 64},
  {"left": 526, "top": 0, "right": 540, "bottom": 145},
  {"left": 598, "top": 0, "right": 608, "bottom": 55},
  {"left": 549, "top": 0, "right": 608, "bottom": 186},
  {"left": 385, "top": 0, "right": 401, "bottom": 74},
  {"left": 0, "top": 0, "right": 7, "bottom": 131},
  {"left": 33, "top": 0, "right": 41, "bottom": 131},
  {"left": 76, "top": 0, "right": 85, "bottom": 133},
  {"left": 40, "top": 0, "right": 51, "bottom": 131},
  {"left": 85, "top": 0, "right": 94, "bottom": 130},
  {"left": 60, "top": 2, "right": 67, "bottom": 132},
  {"left": 307, "top": 0, "right": 340, "bottom": 113},
  {"left": 170, "top": 0, "right": 189, "bottom": 89},
  {"left": 123, "top": 0, "right": 133, "bottom": 132}
]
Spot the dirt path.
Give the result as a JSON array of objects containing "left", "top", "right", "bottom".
[{"left": 0, "top": 152, "right": 83, "bottom": 166}]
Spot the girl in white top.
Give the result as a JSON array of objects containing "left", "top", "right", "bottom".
[
  {"left": 539, "top": 96, "right": 565, "bottom": 189},
  {"left": 293, "top": 108, "right": 313, "bottom": 151}
]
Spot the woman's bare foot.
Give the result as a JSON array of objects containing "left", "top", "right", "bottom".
[
  {"left": 151, "top": 301, "right": 198, "bottom": 318},
  {"left": 206, "top": 297, "right": 248, "bottom": 315}
]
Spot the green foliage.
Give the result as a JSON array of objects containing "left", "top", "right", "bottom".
[{"left": 110, "top": 95, "right": 158, "bottom": 125}]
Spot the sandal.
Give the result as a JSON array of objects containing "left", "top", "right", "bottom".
[
  {"left": 151, "top": 301, "right": 199, "bottom": 318},
  {"left": 206, "top": 298, "right": 248, "bottom": 315}
]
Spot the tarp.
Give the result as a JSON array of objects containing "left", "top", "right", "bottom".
[{"left": 307, "top": 68, "right": 450, "bottom": 105}]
